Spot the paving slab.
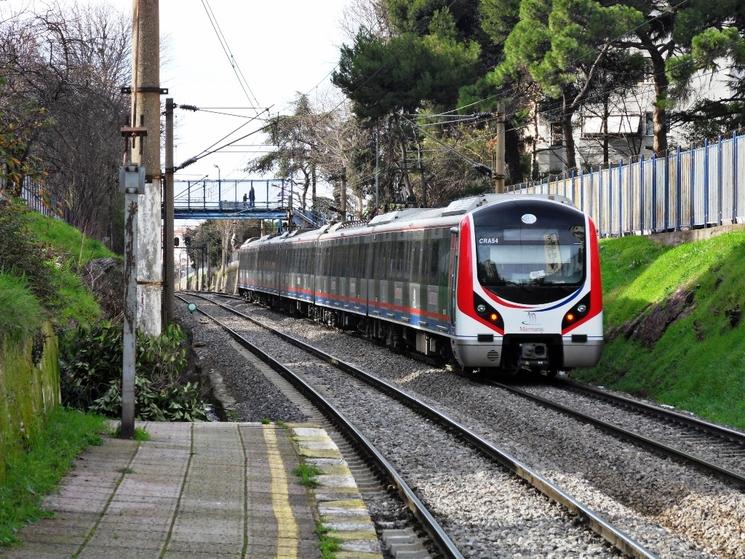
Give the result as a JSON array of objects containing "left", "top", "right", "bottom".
[{"left": 1, "top": 422, "right": 383, "bottom": 559}]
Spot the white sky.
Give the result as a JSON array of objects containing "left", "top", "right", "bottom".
[
  {"left": 3, "top": 0, "right": 353, "bottom": 204},
  {"left": 159, "top": 0, "right": 350, "bottom": 187}
]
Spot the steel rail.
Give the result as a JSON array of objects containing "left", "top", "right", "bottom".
[
  {"left": 556, "top": 379, "right": 745, "bottom": 444},
  {"left": 176, "top": 294, "right": 464, "bottom": 559},
  {"left": 492, "top": 381, "right": 745, "bottom": 488},
  {"left": 186, "top": 292, "right": 657, "bottom": 559}
]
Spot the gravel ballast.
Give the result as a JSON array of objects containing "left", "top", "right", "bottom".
[
  {"left": 215, "top": 296, "right": 743, "bottom": 559},
  {"left": 175, "top": 301, "right": 307, "bottom": 423},
  {"left": 190, "top": 297, "right": 623, "bottom": 558}
]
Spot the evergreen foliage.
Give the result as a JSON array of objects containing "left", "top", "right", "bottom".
[{"left": 61, "top": 323, "right": 207, "bottom": 422}]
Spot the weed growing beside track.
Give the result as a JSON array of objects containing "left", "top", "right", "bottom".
[{"left": 575, "top": 232, "right": 745, "bottom": 429}]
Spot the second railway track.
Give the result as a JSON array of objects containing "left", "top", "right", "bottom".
[{"left": 490, "top": 378, "right": 745, "bottom": 488}]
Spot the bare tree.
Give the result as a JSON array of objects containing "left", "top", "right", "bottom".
[
  {"left": 214, "top": 219, "right": 237, "bottom": 290},
  {"left": 0, "top": 2, "right": 130, "bottom": 248},
  {"left": 340, "top": 0, "right": 391, "bottom": 41}
]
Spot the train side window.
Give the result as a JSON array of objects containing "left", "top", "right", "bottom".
[
  {"left": 437, "top": 237, "right": 450, "bottom": 286},
  {"left": 336, "top": 241, "right": 342, "bottom": 277},
  {"left": 412, "top": 238, "right": 422, "bottom": 285},
  {"left": 372, "top": 239, "right": 380, "bottom": 281},
  {"left": 390, "top": 240, "right": 396, "bottom": 281},
  {"left": 393, "top": 239, "right": 401, "bottom": 282},
  {"left": 345, "top": 241, "right": 352, "bottom": 278},
  {"left": 339, "top": 241, "right": 345, "bottom": 278}
]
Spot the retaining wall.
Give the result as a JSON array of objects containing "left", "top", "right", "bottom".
[{"left": 0, "top": 323, "right": 61, "bottom": 482}]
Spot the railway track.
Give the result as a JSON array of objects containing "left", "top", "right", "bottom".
[
  {"left": 177, "top": 293, "right": 457, "bottom": 559},
  {"left": 199, "top": 290, "right": 745, "bottom": 488},
  {"left": 490, "top": 379, "right": 745, "bottom": 488},
  {"left": 181, "top": 292, "right": 656, "bottom": 559}
]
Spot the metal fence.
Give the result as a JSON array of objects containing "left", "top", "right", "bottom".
[
  {"left": 507, "top": 132, "right": 745, "bottom": 237},
  {"left": 1, "top": 177, "right": 61, "bottom": 218}
]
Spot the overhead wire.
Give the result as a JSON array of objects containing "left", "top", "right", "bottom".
[
  {"left": 176, "top": 122, "right": 273, "bottom": 171},
  {"left": 188, "top": 106, "right": 273, "bottom": 161},
  {"left": 200, "top": 0, "right": 262, "bottom": 113},
  {"left": 188, "top": 107, "right": 271, "bottom": 120}
]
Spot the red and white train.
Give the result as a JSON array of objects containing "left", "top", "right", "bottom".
[{"left": 238, "top": 194, "right": 603, "bottom": 374}]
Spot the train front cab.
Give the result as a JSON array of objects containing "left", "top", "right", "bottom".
[{"left": 450, "top": 199, "right": 603, "bottom": 373}]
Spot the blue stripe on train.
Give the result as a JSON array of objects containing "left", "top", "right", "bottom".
[{"left": 240, "top": 284, "right": 451, "bottom": 335}]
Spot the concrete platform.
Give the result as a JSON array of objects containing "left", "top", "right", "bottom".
[{"left": 1, "top": 422, "right": 382, "bottom": 559}]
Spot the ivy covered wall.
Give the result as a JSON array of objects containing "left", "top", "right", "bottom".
[{"left": 0, "top": 323, "right": 61, "bottom": 483}]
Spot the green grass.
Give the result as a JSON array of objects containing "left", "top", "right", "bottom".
[
  {"left": 315, "top": 522, "right": 341, "bottom": 559},
  {"left": 294, "top": 463, "right": 323, "bottom": 488},
  {"left": 110, "top": 426, "right": 151, "bottom": 442},
  {"left": 54, "top": 267, "right": 101, "bottom": 327},
  {"left": 26, "top": 212, "right": 116, "bottom": 266},
  {"left": 133, "top": 427, "right": 150, "bottom": 442},
  {"left": 0, "top": 274, "right": 43, "bottom": 343},
  {"left": 24, "top": 213, "right": 116, "bottom": 328},
  {"left": 0, "top": 407, "right": 106, "bottom": 546},
  {"left": 576, "top": 232, "right": 745, "bottom": 428}
]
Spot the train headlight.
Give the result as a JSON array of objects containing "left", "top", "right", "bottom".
[
  {"left": 562, "top": 294, "right": 591, "bottom": 330},
  {"left": 474, "top": 293, "right": 504, "bottom": 330}
]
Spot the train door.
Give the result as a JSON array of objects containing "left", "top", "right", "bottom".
[{"left": 448, "top": 226, "right": 459, "bottom": 329}]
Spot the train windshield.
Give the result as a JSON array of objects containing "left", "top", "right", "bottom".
[{"left": 473, "top": 201, "right": 586, "bottom": 304}]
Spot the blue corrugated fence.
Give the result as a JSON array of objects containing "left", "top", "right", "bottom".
[{"left": 507, "top": 131, "right": 745, "bottom": 236}]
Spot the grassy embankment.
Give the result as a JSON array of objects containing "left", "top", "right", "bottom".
[
  {"left": 0, "top": 210, "right": 114, "bottom": 337},
  {"left": 0, "top": 409, "right": 106, "bottom": 545},
  {"left": 0, "top": 206, "right": 115, "bottom": 545},
  {"left": 575, "top": 231, "right": 745, "bottom": 429}
]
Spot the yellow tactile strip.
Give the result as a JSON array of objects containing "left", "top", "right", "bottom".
[
  {"left": 289, "top": 425, "right": 383, "bottom": 558},
  {"left": 263, "top": 426, "right": 299, "bottom": 559}
]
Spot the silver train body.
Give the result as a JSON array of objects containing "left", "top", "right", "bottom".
[{"left": 238, "top": 194, "right": 603, "bottom": 372}]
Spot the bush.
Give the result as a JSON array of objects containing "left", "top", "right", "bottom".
[
  {"left": 0, "top": 199, "right": 56, "bottom": 306},
  {"left": 61, "top": 322, "right": 206, "bottom": 421},
  {"left": 0, "top": 274, "right": 43, "bottom": 343}
]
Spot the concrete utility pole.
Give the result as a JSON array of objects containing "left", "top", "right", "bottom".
[
  {"left": 163, "top": 98, "right": 175, "bottom": 327},
  {"left": 130, "top": 0, "right": 163, "bottom": 335},
  {"left": 493, "top": 103, "right": 506, "bottom": 194}
]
